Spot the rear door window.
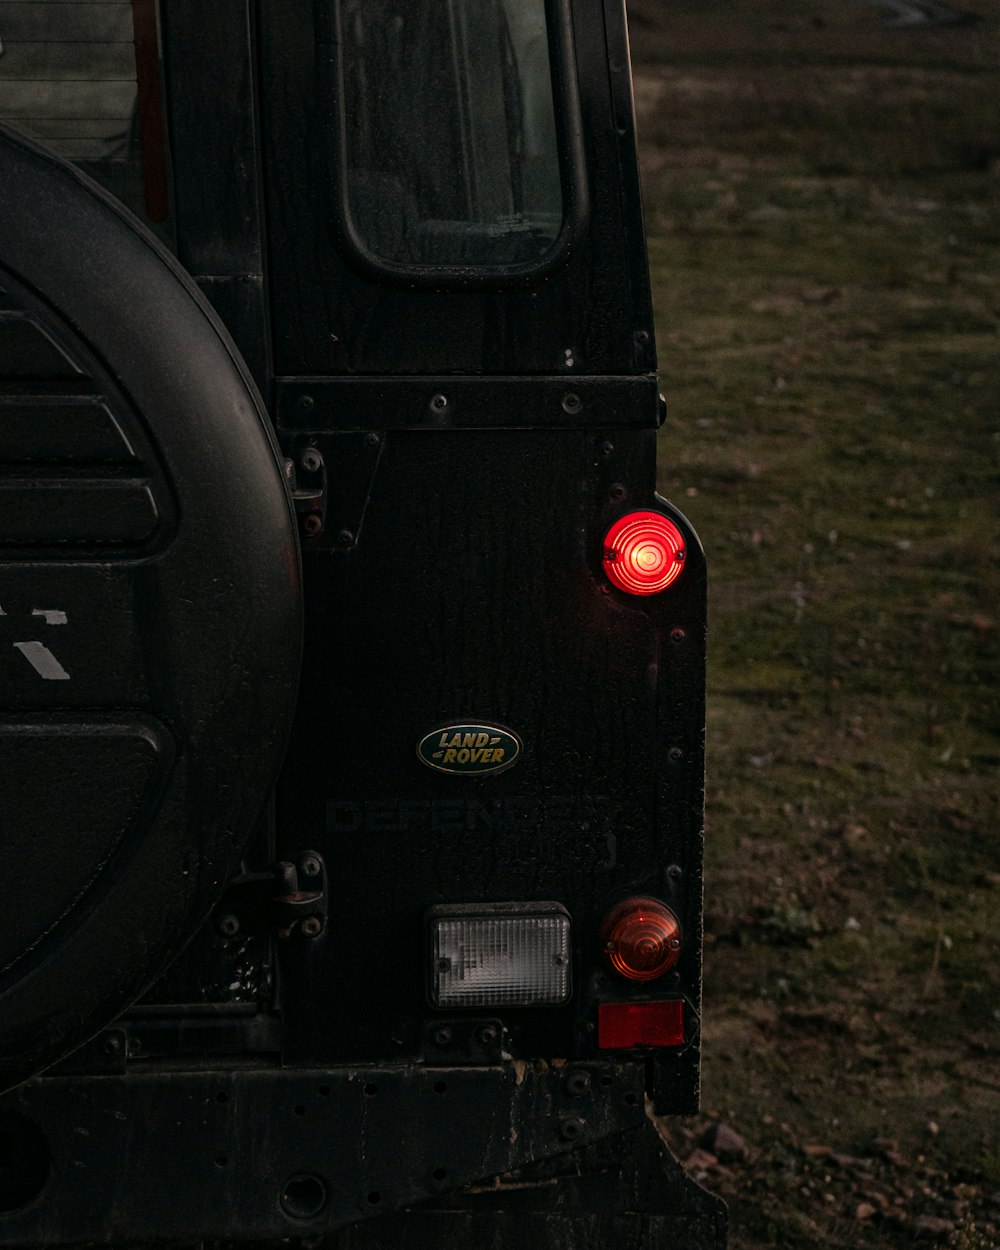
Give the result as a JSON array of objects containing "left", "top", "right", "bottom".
[{"left": 334, "top": 0, "right": 567, "bottom": 274}]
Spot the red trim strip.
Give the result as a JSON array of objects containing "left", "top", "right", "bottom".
[{"left": 131, "top": 0, "right": 169, "bottom": 223}]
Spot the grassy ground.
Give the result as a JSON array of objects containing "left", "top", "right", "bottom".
[{"left": 630, "top": 1, "right": 1000, "bottom": 1244}]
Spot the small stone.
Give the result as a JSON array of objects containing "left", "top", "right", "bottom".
[
  {"left": 856, "top": 1202, "right": 877, "bottom": 1221},
  {"left": 686, "top": 1148, "right": 719, "bottom": 1172},
  {"left": 699, "top": 1123, "right": 747, "bottom": 1161},
  {"left": 913, "top": 1215, "right": 954, "bottom": 1237}
]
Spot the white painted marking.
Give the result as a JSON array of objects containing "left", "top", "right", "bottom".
[
  {"left": 32, "top": 609, "right": 68, "bottom": 626},
  {"left": 13, "top": 641, "right": 71, "bottom": 680}
]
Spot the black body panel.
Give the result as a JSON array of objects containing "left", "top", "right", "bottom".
[{"left": 274, "top": 424, "right": 705, "bottom": 1091}]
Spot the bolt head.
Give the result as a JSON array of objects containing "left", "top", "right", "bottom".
[
  {"left": 432, "top": 1027, "right": 453, "bottom": 1047},
  {"left": 302, "top": 514, "right": 323, "bottom": 538},
  {"left": 565, "top": 1071, "right": 591, "bottom": 1097},
  {"left": 561, "top": 391, "right": 582, "bottom": 415},
  {"left": 301, "top": 916, "right": 323, "bottom": 938},
  {"left": 301, "top": 855, "right": 322, "bottom": 878},
  {"left": 559, "top": 1117, "right": 585, "bottom": 1142}
]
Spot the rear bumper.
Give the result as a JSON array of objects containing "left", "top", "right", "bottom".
[{"left": 0, "top": 1060, "right": 654, "bottom": 1242}]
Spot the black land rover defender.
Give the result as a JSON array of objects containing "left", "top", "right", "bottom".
[{"left": 0, "top": 1, "right": 725, "bottom": 1246}]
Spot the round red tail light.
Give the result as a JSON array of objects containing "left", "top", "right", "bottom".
[
  {"left": 602, "top": 511, "right": 685, "bottom": 595},
  {"left": 601, "top": 897, "right": 682, "bottom": 982}
]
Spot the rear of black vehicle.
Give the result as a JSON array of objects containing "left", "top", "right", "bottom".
[{"left": 0, "top": 1, "right": 723, "bottom": 1245}]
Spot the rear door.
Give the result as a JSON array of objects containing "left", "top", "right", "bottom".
[{"left": 259, "top": 0, "right": 706, "bottom": 1112}]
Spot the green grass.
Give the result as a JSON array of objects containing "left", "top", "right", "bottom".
[{"left": 635, "top": 2, "right": 1000, "bottom": 1242}]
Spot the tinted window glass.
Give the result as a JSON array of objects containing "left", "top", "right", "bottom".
[
  {"left": 338, "top": 0, "right": 562, "bottom": 269},
  {"left": 0, "top": 0, "right": 172, "bottom": 240}
]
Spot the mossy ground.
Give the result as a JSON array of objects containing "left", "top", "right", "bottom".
[{"left": 631, "top": 1, "right": 1000, "bottom": 1243}]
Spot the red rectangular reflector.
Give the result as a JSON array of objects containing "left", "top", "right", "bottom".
[{"left": 597, "top": 1000, "right": 685, "bottom": 1049}]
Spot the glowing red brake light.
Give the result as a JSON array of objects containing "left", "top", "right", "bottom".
[
  {"left": 602, "top": 511, "right": 685, "bottom": 595},
  {"left": 601, "top": 897, "right": 682, "bottom": 982}
]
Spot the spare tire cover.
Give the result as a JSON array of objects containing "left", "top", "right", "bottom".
[{"left": 0, "top": 127, "right": 302, "bottom": 1091}]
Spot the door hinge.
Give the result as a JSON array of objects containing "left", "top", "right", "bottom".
[{"left": 213, "top": 852, "right": 328, "bottom": 941}]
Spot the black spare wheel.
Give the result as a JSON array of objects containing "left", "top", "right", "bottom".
[{"left": 0, "top": 126, "right": 302, "bottom": 1092}]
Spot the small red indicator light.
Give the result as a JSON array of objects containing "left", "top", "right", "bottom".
[
  {"left": 601, "top": 897, "right": 682, "bottom": 982},
  {"left": 602, "top": 511, "right": 685, "bottom": 596},
  {"left": 597, "top": 1001, "right": 685, "bottom": 1049}
]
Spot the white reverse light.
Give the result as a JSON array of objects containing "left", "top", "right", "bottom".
[{"left": 428, "top": 903, "right": 571, "bottom": 1008}]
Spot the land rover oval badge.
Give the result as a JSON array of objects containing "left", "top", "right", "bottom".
[{"left": 418, "top": 722, "right": 522, "bottom": 776}]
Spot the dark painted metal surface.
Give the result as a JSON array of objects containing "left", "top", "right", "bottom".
[
  {"left": 334, "top": 1124, "right": 727, "bottom": 1250},
  {"left": 273, "top": 425, "right": 705, "bottom": 1104},
  {"left": 160, "top": 0, "right": 271, "bottom": 392},
  {"left": 0, "top": 1063, "right": 646, "bottom": 1240}
]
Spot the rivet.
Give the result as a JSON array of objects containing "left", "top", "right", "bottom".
[
  {"left": 562, "top": 392, "right": 582, "bottom": 415},
  {"left": 564, "top": 1070, "right": 591, "bottom": 1097},
  {"left": 216, "top": 913, "right": 240, "bottom": 938}
]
